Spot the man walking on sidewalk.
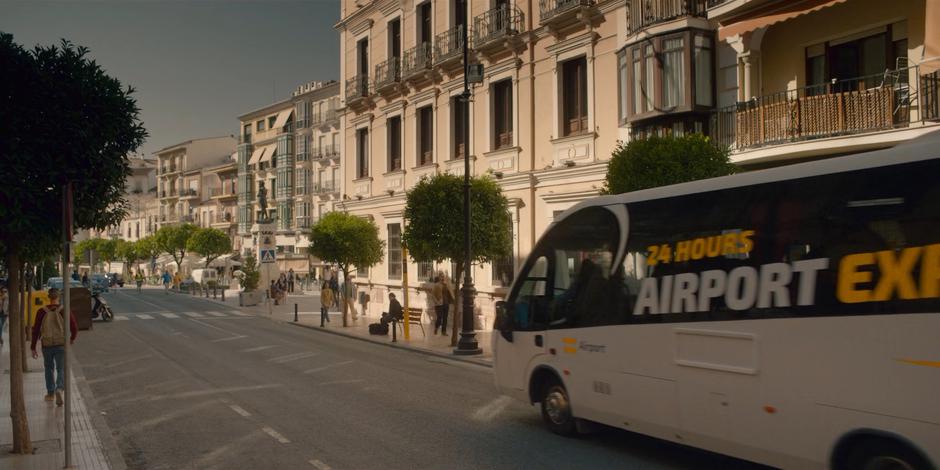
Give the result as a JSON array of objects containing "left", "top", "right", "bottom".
[
  {"left": 320, "top": 280, "right": 333, "bottom": 327},
  {"left": 30, "top": 288, "right": 78, "bottom": 407}
]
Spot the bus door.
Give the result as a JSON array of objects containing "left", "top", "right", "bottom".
[{"left": 494, "top": 253, "right": 550, "bottom": 393}]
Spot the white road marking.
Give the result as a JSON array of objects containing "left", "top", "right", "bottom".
[
  {"left": 269, "top": 352, "right": 319, "bottom": 364},
  {"left": 102, "top": 354, "right": 152, "bottom": 368},
  {"left": 303, "top": 360, "right": 354, "bottom": 374},
  {"left": 261, "top": 426, "right": 291, "bottom": 444},
  {"left": 137, "top": 314, "right": 154, "bottom": 320},
  {"left": 183, "top": 312, "right": 205, "bottom": 318},
  {"left": 123, "top": 400, "right": 216, "bottom": 434},
  {"left": 210, "top": 335, "right": 248, "bottom": 343},
  {"left": 229, "top": 404, "right": 252, "bottom": 417},
  {"left": 113, "top": 315, "right": 130, "bottom": 321},
  {"left": 471, "top": 396, "right": 514, "bottom": 422},
  {"left": 242, "top": 345, "right": 278, "bottom": 353},
  {"left": 85, "top": 368, "right": 148, "bottom": 385},
  {"left": 190, "top": 429, "right": 265, "bottom": 468},
  {"left": 228, "top": 311, "right": 249, "bottom": 316},
  {"left": 205, "top": 311, "right": 227, "bottom": 317},
  {"left": 161, "top": 313, "right": 179, "bottom": 319},
  {"left": 309, "top": 459, "right": 332, "bottom": 470},
  {"left": 147, "top": 384, "right": 283, "bottom": 401},
  {"left": 319, "top": 379, "right": 365, "bottom": 386}
]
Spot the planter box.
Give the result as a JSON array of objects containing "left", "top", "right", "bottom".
[{"left": 239, "top": 290, "right": 262, "bottom": 307}]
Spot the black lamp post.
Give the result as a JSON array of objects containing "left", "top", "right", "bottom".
[{"left": 455, "top": 7, "right": 482, "bottom": 356}]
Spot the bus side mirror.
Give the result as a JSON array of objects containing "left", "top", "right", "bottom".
[{"left": 495, "top": 301, "right": 513, "bottom": 342}]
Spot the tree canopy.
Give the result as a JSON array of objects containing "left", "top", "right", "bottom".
[
  {"left": 187, "top": 227, "right": 232, "bottom": 268},
  {"left": 0, "top": 32, "right": 146, "bottom": 455},
  {"left": 308, "top": 212, "right": 384, "bottom": 326},
  {"left": 154, "top": 224, "right": 198, "bottom": 270},
  {"left": 603, "top": 134, "right": 736, "bottom": 195}
]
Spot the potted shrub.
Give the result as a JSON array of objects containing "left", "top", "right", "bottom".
[{"left": 237, "top": 255, "right": 262, "bottom": 307}]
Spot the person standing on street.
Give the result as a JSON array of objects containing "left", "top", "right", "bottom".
[
  {"left": 172, "top": 272, "right": 181, "bottom": 291},
  {"left": 287, "top": 268, "right": 295, "bottom": 294},
  {"left": 441, "top": 273, "right": 455, "bottom": 335},
  {"left": 0, "top": 285, "right": 8, "bottom": 349},
  {"left": 81, "top": 272, "right": 89, "bottom": 287},
  {"left": 135, "top": 270, "right": 144, "bottom": 293},
  {"left": 329, "top": 271, "right": 339, "bottom": 309},
  {"left": 320, "top": 281, "right": 333, "bottom": 327},
  {"left": 30, "top": 288, "right": 77, "bottom": 406},
  {"left": 162, "top": 270, "right": 172, "bottom": 294},
  {"left": 431, "top": 274, "right": 445, "bottom": 334}
]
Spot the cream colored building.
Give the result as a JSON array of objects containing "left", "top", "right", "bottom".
[
  {"left": 337, "top": 0, "right": 629, "bottom": 323},
  {"left": 155, "top": 136, "right": 237, "bottom": 228},
  {"left": 236, "top": 81, "right": 341, "bottom": 274}
]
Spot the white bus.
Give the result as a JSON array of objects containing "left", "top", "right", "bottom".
[{"left": 493, "top": 131, "right": 940, "bottom": 470}]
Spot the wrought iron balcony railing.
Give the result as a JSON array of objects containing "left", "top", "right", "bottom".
[
  {"left": 345, "top": 75, "right": 370, "bottom": 101},
  {"left": 473, "top": 5, "right": 524, "bottom": 48},
  {"left": 374, "top": 57, "right": 402, "bottom": 90},
  {"left": 402, "top": 42, "right": 433, "bottom": 79},
  {"left": 434, "top": 25, "right": 465, "bottom": 65},
  {"left": 539, "top": 0, "right": 593, "bottom": 24},
  {"left": 628, "top": 0, "right": 706, "bottom": 34}
]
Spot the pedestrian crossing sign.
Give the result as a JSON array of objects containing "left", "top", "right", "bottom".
[{"left": 260, "top": 249, "right": 276, "bottom": 263}]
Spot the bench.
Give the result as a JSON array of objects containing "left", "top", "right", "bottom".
[{"left": 396, "top": 307, "right": 426, "bottom": 337}]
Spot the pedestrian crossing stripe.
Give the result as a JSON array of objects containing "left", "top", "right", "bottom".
[
  {"left": 161, "top": 313, "right": 179, "bottom": 319},
  {"left": 114, "top": 316, "right": 129, "bottom": 321},
  {"left": 137, "top": 314, "right": 154, "bottom": 320},
  {"left": 183, "top": 312, "right": 205, "bottom": 318},
  {"left": 206, "top": 311, "right": 226, "bottom": 317}
]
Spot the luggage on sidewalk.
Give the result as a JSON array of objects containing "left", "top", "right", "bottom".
[{"left": 368, "top": 322, "right": 388, "bottom": 335}]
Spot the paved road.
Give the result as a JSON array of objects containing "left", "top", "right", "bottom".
[{"left": 73, "top": 288, "right": 766, "bottom": 470}]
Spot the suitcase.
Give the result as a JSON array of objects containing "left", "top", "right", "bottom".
[{"left": 368, "top": 322, "right": 388, "bottom": 335}]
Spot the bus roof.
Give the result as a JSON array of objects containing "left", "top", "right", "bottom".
[{"left": 559, "top": 129, "right": 940, "bottom": 222}]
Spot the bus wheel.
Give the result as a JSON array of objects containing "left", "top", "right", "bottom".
[
  {"left": 540, "top": 381, "right": 576, "bottom": 436},
  {"left": 843, "top": 438, "right": 931, "bottom": 470}
]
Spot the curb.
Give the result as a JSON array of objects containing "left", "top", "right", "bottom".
[
  {"left": 287, "top": 321, "right": 494, "bottom": 368},
  {"left": 71, "top": 358, "right": 128, "bottom": 470}
]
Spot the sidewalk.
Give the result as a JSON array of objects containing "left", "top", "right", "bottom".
[
  {"left": 190, "top": 288, "right": 494, "bottom": 367},
  {"left": 0, "top": 329, "right": 123, "bottom": 469}
]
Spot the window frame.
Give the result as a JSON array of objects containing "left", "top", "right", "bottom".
[
  {"left": 356, "top": 127, "right": 369, "bottom": 179},
  {"left": 387, "top": 115, "right": 402, "bottom": 172},
  {"left": 388, "top": 223, "right": 402, "bottom": 280},
  {"left": 492, "top": 79, "right": 514, "bottom": 149},
  {"left": 561, "top": 56, "right": 589, "bottom": 137},
  {"left": 417, "top": 105, "right": 434, "bottom": 166}
]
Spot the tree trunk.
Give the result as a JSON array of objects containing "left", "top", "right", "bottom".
[
  {"left": 5, "top": 248, "right": 33, "bottom": 454},
  {"left": 21, "top": 265, "right": 29, "bottom": 373},
  {"left": 340, "top": 267, "right": 349, "bottom": 327}
]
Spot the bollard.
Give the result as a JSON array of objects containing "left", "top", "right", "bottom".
[
  {"left": 221, "top": 288, "right": 225, "bottom": 302},
  {"left": 391, "top": 319, "right": 397, "bottom": 343},
  {"left": 294, "top": 303, "right": 298, "bottom": 322}
]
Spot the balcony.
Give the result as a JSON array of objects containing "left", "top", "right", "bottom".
[
  {"left": 161, "top": 189, "right": 178, "bottom": 199},
  {"left": 180, "top": 188, "right": 199, "bottom": 199},
  {"left": 628, "top": 0, "right": 707, "bottom": 34},
  {"left": 238, "top": 134, "right": 252, "bottom": 144},
  {"left": 402, "top": 43, "right": 433, "bottom": 82},
  {"left": 712, "top": 67, "right": 940, "bottom": 157},
  {"left": 434, "top": 25, "right": 465, "bottom": 69},
  {"left": 539, "top": 0, "right": 595, "bottom": 30},
  {"left": 212, "top": 212, "right": 235, "bottom": 226},
  {"left": 473, "top": 6, "right": 525, "bottom": 54},
  {"left": 294, "top": 117, "right": 309, "bottom": 129},
  {"left": 345, "top": 75, "right": 370, "bottom": 107},
  {"left": 180, "top": 215, "right": 195, "bottom": 223},
  {"left": 324, "top": 144, "right": 340, "bottom": 160},
  {"left": 209, "top": 187, "right": 237, "bottom": 199},
  {"left": 374, "top": 57, "right": 402, "bottom": 94},
  {"left": 296, "top": 150, "right": 309, "bottom": 162},
  {"left": 314, "top": 181, "right": 338, "bottom": 196},
  {"left": 160, "top": 163, "right": 178, "bottom": 175}
]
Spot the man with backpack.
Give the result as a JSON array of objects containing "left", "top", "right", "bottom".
[{"left": 30, "top": 288, "right": 78, "bottom": 406}]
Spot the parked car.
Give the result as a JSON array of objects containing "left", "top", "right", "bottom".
[
  {"left": 191, "top": 268, "right": 218, "bottom": 287},
  {"left": 45, "top": 277, "right": 84, "bottom": 290},
  {"left": 107, "top": 272, "right": 124, "bottom": 287},
  {"left": 90, "top": 274, "right": 110, "bottom": 294}
]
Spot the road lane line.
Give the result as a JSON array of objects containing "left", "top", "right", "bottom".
[
  {"left": 471, "top": 396, "right": 514, "bottom": 422},
  {"left": 137, "top": 314, "right": 154, "bottom": 320},
  {"left": 190, "top": 429, "right": 265, "bottom": 468},
  {"left": 241, "top": 345, "right": 278, "bottom": 353},
  {"left": 101, "top": 354, "right": 153, "bottom": 368},
  {"left": 205, "top": 311, "right": 227, "bottom": 317},
  {"left": 319, "top": 379, "right": 365, "bottom": 386},
  {"left": 229, "top": 404, "right": 252, "bottom": 417},
  {"left": 309, "top": 459, "right": 333, "bottom": 470},
  {"left": 147, "top": 384, "right": 283, "bottom": 401},
  {"left": 261, "top": 426, "right": 291, "bottom": 444},
  {"left": 228, "top": 311, "right": 249, "bottom": 316},
  {"left": 303, "top": 360, "right": 354, "bottom": 374},
  {"left": 123, "top": 400, "right": 216, "bottom": 434},
  {"left": 268, "top": 352, "right": 319, "bottom": 364},
  {"left": 183, "top": 312, "right": 206, "bottom": 318},
  {"left": 210, "top": 335, "right": 248, "bottom": 343},
  {"left": 161, "top": 313, "right": 180, "bottom": 319},
  {"left": 85, "top": 368, "right": 148, "bottom": 385},
  {"left": 113, "top": 315, "right": 130, "bottom": 321}
]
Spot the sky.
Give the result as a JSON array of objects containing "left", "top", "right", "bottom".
[{"left": 1, "top": 0, "right": 340, "bottom": 157}]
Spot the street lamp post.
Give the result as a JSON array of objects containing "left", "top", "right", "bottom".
[{"left": 455, "top": 9, "right": 482, "bottom": 356}]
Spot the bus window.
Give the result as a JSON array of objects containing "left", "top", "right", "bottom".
[{"left": 514, "top": 255, "right": 549, "bottom": 330}]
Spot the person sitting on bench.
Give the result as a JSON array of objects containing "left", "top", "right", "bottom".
[{"left": 381, "top": 293, "right": 404, "bottom": 328}]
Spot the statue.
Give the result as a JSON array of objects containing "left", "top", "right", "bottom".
[{"left": 257, "top": 181, "right": 268, "bottom": 222}]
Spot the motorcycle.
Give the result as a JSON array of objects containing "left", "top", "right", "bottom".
[{"left": 91, "top": 292, "right": 114, "bottom": 322}]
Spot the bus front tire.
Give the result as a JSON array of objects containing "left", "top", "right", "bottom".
[
  {"left": 540, "top": 381, "right": 577, "bottom": 437},
  {"left": 841, "top": 437, "right": 932, "bottom": 470}
]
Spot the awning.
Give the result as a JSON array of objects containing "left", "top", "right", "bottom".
[
  {"left": 718, "top": 0, "right": 848, "bottom": 41},
  {"left": 271, "top": 109, "right": 293, "bottom": 131},
  {"left": 247, "top": 147, "right": 266, "bottom": 165},
  {"left": 201, "top": 254, "right": 242, "bottom": 268},
  {"left": 258, "top": 144, "right": 277, "bottom": 164}
]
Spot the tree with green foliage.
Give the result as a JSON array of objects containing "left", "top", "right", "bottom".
[
  {"left": 603, "top": 134, "right": 736, "bottom": 195},
  {"left": 96, "top": 238, "right": 117, "bottom": 273},
  {"left": 0, "top": 33, "right": 146, "bottom": 454},
  {"left": 114, "top": 239, "right": 138, "bottom": 277},
  {"left": 187, "top": 227, "right": 232, "bottom": 268},
  {"left": 237, "top": 254, "right": 261, "bottom": 292},
  {"left": 308, "top": 212, "right": 384, "bottom": 327},
  {"left": 154, "top": 224, "right": 198, "bottom": 272},
  {"left": 135, "top": 236, "right": 161, "bottom": 275},
  {"left": 403, "top": 174, "right": 512, "bottom": 346}
]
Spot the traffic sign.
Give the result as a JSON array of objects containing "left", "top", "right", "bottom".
[{"left": 259, "top": 249, "right": 276, "bottom": 263}]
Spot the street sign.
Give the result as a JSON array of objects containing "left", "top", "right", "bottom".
[{"left": 259, "top": 249, "right": 276, "bottom": 263}]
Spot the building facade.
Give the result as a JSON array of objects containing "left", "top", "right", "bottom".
[
  {"left": 155, "top": 136, "right": 237, "bottom": 228},
  {"left": 236, "top": 81, "right": 342, "bottom": 274},
  {"left": 337, "top": 0, "right": 629, "bottom": 324}
]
